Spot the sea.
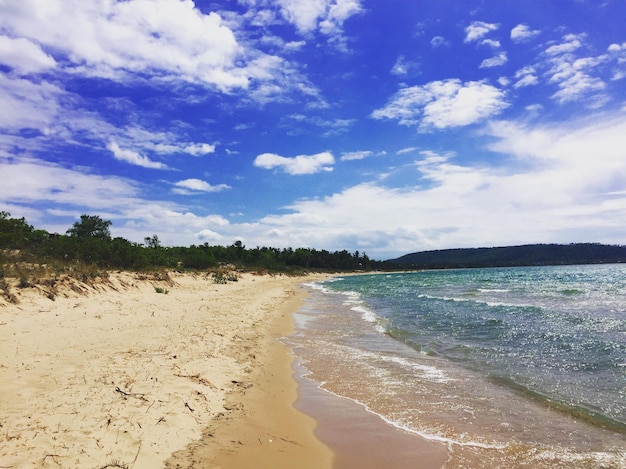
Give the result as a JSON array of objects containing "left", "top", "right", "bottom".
[{"left": 286, "top": 264, "right": 626, "bottom": 468}]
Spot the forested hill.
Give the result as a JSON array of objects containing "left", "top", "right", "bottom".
[{"left": 389, "top": 243, "right": 626, "bottom": 269}]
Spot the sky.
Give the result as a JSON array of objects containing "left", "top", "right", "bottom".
[{"left": 1, "top": 0, "right": 626, "bottom": 260}]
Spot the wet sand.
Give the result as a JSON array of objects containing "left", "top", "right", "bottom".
[{"left": 293, "top": 360, "right": 449, "bottom": 468}]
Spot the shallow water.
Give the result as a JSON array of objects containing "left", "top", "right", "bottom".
[{"left": 287, "top": 265, "right": 626, "bottom": 468}]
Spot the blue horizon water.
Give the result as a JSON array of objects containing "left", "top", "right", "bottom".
[{"left": 289, "top": 264, "right": 626, "bottom": 468}]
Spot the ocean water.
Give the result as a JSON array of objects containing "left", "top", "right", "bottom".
[{"left": 287, "top": 264, "right": 626, "bottom": 468}]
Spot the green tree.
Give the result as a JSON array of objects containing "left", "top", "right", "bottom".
[
  {"left": 144, "top": 234, "right": 161, "bottom": 249},
  {"left": 0, "top": 211, "right": 36, "bottom": 248},
  {"left": 66, "top": 215, "right": 112, "bottom": 239}
]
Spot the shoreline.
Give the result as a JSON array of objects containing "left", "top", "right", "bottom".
[
  {"left": 0, "top": 271, "right": 333, "bottom": 468},
  {"left": 293, "top": 359, "right": 449, "bottom": 469},
  {"left": 165, "top": 276, "right": 334, "bottom": 468}
]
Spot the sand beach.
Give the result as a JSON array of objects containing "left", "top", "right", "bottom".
[{"left": 0, "top": 271, "right": 333, "bottom": 468}]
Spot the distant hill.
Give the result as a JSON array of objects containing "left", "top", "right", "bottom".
[{"left": 389, "top": 243, "right": 626, "bottom": 269}]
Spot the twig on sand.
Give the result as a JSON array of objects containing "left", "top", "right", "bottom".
[
  {"left": 280, "top": 437, "right": 303, "bottom": 447},
  {"left": 156, "top": 409, "right": 173, "bottom": 424},
  {"left": 174, "top": 373, "right": 218, "bottom": 390},
  {"left": 115, "top": 386, "right": 148, "bottom": 402},
  {"left": 98, "top": 461, "right": 130, "bottom": 469},
  {"left": 131, "top": 440, "right": 142, "bottom": 465},
  {"left": 42, "top": 454, "right": 61, "bottom": 465}
]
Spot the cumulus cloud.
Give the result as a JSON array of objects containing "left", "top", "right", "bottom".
[
  {"left": 481, "top": 39, "right": 501, "bottom": 49},
  {"left": 464, "top": 21, "right": 499, "bottom": 43},
  {"left": 510, "top": 24, "right": 540, "bottom": 43},
  {"left": 277, "top": 0, "right": 362, "bottom": 37},
  {"left": 513, "top": 66, "right": 539, "bottom": 88},
  {"left": 254, "top": 151, "right": 335, "bottom": 174},
  {"left": 107, "top": 141, "right": 168, "bottom": 169},
  {"left": 0, "top": 0, "right": 287, "bottom": 92},
  {"left": 480, "top": 52, "right": 508, "bottom": 68},
  {"left": 371, "top": 79, "right": 509, "bottom": 131},
  {"left": 172, "top": 178, "right": 230, "bottom": 194}
]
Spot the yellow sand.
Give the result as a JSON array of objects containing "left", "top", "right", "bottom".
[{"left": 0, "top": 271, "right": 333, "bottom": 468}]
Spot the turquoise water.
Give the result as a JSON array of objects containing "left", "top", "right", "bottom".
[{"left": 288, "top": 264, "right": 626, "bottom": 467}]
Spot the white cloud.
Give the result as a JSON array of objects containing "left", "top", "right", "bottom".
[
  {"left": 276, "top": 0, "right": 362, "bottom": 39},
  {"left": 525, "top": 104, "right": 543, "bottom": 112},
  {"left": 340, "top": 150, "right": 373, "bottom": 161},
  {"left": 551, "top": 72, "right": 606, "bottom": 104},
  {"left": 320, "top": 0, "right": 363, "bottom": 36},
  {"left": 0, "top": 75, "right": 63, "bottom": 131},
  {"left": 8, "top": 115, "right": 626, "bottom": 258},
  {"left": 182, "top": 143, "right": 217, "bottom": 156},
  {"left": 513, "top": 66, "right": 539, "bottom": 88},
  {"left": 0, "top": 36, "right": 56, "bottom": 75},
  {"left": 545, "top": 33, "right": 585, "bottom": 56},
  {"left": 390, "top": 56, "right": 420, "bottom": 77},
  {"left": 153, "top": 142, "right": 216, "bottom": 156},
  {"left": 481, "top": 39, "right": 501, "bottom": 49},
  {"left": 237, "top": 114, "right": 626, "bottom": 258},
  {"left": 480, "top": 52, "right": 507, "bottom": 68},
  {"left": 486, "top": 114, "right": 626, "bottom": 196},
  {"left": 0, "top": 158, "right": 142, "bottom": 210},
  {"left": 543, "top": 36, "right": 609, "bottom": 104},
  {"left": 464, "top": 21, "right": 499, "bottom": 43},
  {"left": 510, "top": 24, "right": 540, "bottom": 43},
  {"left": 0, "top": 0, "right": 291, "bottom": 93},
  {"left": 277, "top": 0, "right": 327, "bottom": 33},
  {"left": 607, "top": 42, "right": 626, "bottom": 80},
  {"left": 254, "top": 151, "right": 335, "bottom": 174},
  {"left": 107, "top": 141, "right": 168, "bottom": 169},
  {"left": 430, "top": 36, "right": 449, "bottom": 48},
  {"left": 0, "top": 157, "right": 233, "bottom": 245},
  {"left": 371, "top": 79, "right": 509, "bottom": 131},
  {"left": 172, "top": 178, "right": 230, "bottom": 193}
]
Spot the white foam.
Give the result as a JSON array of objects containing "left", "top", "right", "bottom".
[
  {"left": 313, "top": 380, "right": 508, "bottom": 450},
  {"left": 382, "top": 355, "right": 454, "bottom": 383}
]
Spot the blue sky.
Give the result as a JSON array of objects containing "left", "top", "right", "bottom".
[{"left": 1, "top": 0, "right": 625, "bottom": 259}]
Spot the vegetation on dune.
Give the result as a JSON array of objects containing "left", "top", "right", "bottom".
[{"left": 0, "top": 212, "right": 391, "bottom": 283}]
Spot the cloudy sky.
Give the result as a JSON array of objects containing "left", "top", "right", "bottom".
[{"left": 1, "top": 0, "right": 625, "bottom": 259}]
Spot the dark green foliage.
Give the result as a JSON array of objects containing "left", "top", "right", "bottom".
[
  {"left": 67, "top": 215, "right": 112, "bottom": 239},
  {"left": 0, "top": 213, "right": 386, "bottom": 273},
  {"left": 390, "top": 243, "right": 626, "bottom": 269},
  {"left": 0, "top": 211, "right": 37, "bottom": 248}
]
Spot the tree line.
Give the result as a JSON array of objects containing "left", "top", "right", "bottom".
[
  {"left": 0, "top": 212, "right": 393, "bottom": 272},
  {"left": 391, "top": 243, "right": 626, "bottom": 269}
]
